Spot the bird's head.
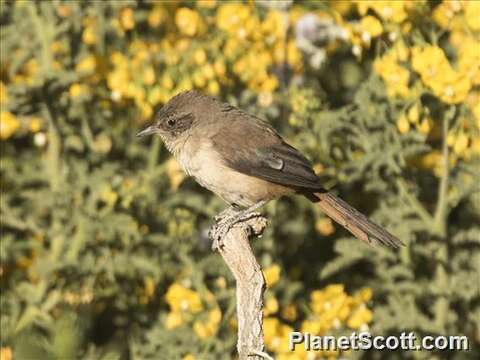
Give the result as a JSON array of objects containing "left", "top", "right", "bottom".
[{"left": 137, "top": 90, "right": 211, "bottom": 151}]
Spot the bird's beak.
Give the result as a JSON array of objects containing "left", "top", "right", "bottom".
[{"left": 136, "top": 125, "right": 156, "bottom": 138}]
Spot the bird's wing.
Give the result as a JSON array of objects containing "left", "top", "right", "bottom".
[{"left": 211, "top": 107, "right": 325, "bottom": 191}]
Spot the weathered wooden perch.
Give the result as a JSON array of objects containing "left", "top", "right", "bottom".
[{"left": 212, "top": 215, "right": 272, "bottom": 360}]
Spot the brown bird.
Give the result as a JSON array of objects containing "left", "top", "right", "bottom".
[{"left": 137, "top": 90, "right": 402, "bottom": 250}]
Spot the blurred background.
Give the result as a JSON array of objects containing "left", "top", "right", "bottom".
[{"left": 0, "top": 1, "right": 479, "bottom": 359}]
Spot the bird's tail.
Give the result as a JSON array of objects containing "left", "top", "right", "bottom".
[{"left": 313, "top": 192, "right": 403, "bottom": 248}]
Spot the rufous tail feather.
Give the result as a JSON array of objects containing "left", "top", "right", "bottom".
[{"left": 314, "top": 192, "right": 403, "bottom": 248}]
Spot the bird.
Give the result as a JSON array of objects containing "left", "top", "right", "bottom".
[{"left": 137, "top": 90, "right": 402, "bottom": 250}]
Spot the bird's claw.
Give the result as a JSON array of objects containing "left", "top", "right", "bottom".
[
  {"left": 209, "top": 222, "right": 228, "bottom": 251},
  {"left": 209, "top": 210, "right": 262, "bottom": 251},
  {"left": 213, "top": 207, "right": 237, "bottom": 222}
]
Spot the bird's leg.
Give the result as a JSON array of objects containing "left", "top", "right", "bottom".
[
  {"left": 210, "top": 200, "right": 267, "bottom": 251},
  {"left": 213, "top": 205, "right": 238, "bottom": 222}
]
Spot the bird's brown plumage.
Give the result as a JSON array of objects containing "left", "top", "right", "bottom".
[{"left": 138, "top": 90, "right": 403, "bottom": 248}]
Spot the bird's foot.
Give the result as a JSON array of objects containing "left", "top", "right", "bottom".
[
  {"left": 210, "top": 203, "right": 267, "bottom": 251},
  {"left": 213, "top": 206, "right": 238, "bottom": 222}
]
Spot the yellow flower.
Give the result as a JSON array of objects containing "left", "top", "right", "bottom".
[
  {"left": 166, "top": 311, "right": 183, "bottom": 329},
  {"left": 213, "top": 59, "right": 226, "bottom": 77},
  {"left": 263, "top": 317, "right": 294, "bottom": 354},
  {"left": 183, "top": 355, "right": 196, "bottom": 360},
  {"left": 120, "top": 7, "right": 135, "bottom": 30},
  {"left": 310, "top": 284, "right": 347, "bottom": 319},
  {"left": 139, "top": 102, "right": 153, "bottom": 120},
  {"left": 214, "top": 276, "right": 227, "bottom": 289},
  {"left": 23, "top": 58, "right": 38, "bottom": 82},
  {"left": 374, "top": 53, "right": 410, "bottom": 98},
  {"left": 447, "top": 132, "right": 457, "bottom": 147},
  {"left": 224, "top": 38, "right": 240, "bottom": 60},
  {"left": 192, "top": 71, "right": 206, "bottom": 88},
  {"left": 433, "top": 1, "right": 461, "bottom": 29},
  {"left": 82, "top": 26, "right": 98, "bottom": 45},
  {"left": 29, "top": 117, "right": 42, "bottom": 133},
  {"left": 142, "top": 66, "right": 156, "bottom": 86},
  {"left": 175, "top": 8, "right": 201, "bottom": 36},
  {"left": 75, "top": 55, "right": 96, "bottom": 73},
  {"left": 287, "top": 40, "right": 303, "bottom": 72},
  {"left": 301, "top": 319, "right": 322, "bottom": 335},
  {"left": 330, "top": 0, "right": 353, "bottom": 15},
  {"left": 472, "top": 138, "right": 480, "bottom": 154},
  {"left": 107, "top": 72, "right": 128, "bottom": 98},
  {"left": 193, "top": 309, "right": 221, "bottom": 339},
  {"left": 417, "top": 117, "right": 433, "bottom": 135},
  {"left": 356, "top": 1, "right": 407, "bottom": 23},
  {"left": 1, "top": 111, "right": 20, "bottom": 140},
  {"left": 396, "top": 114, "right": 410, "bottom": 134},
  {"left": 263, "top": 264, "right": 281, "bottom": 288},
  {"left": 360, "top": 15, "right": 383, "bottom": 38},
  {"left": 207, "top": 80, "right": 220, "bottom": 95},
  {"left": 161, "top": 74, "right": 174, "bottom": 90},
  {"left": 464, "top": 1, "right": 480, "bottom": 31},
  {"left": 56, "top": 4, "right": 72, "bottom": 17},
  {"left": 408, "top": 151, "right": 443, "bottom": 175},
  {"left": 432, "top": 70, "right": 470, "bottom": 104},
  {"left": 82, "top": 25, "right": 97, "bottom": 45},
  {"left": 412, "top": 45, "right": 471, "bottom": 104},
  {"left": 233, "top": 58, "right": 247, "bottom": 76},
  {"left": 473, "top": 102, "right": 480, "bottom": 122},
  {"left": 347, "top": 305, "right": 372, "bottom": 329},
  {"left": 261, "top": 76, "right": 279, "bottom": 93},
  {"left": 50, "top": 41, "right": 65, "bottom": 54},
  {"left": 209, "top": 307, "right": 222, "bottom": 324},
  {"left": 391, "top": 40, "right": 410, "bottom": 62},
  {"left": 110, "top": 51, "right": 128, "bottom": 66},
  {"left": 126, "top": 83, "right": 145, "bottom": 102},
  {"left": 193, "top": 322, "right": 209, "bottom": 338},
  {"left": 165, "top": 283, "right": 203, "bottom": 314},
  {"left": 411, "top": 46, "right": 449, "bottom": 80},
  {"left": 148, "top": 6, "right": 166, "bottom": 28},
  {"left": 100, "top": 186, "right": 118, "bottom": 206},
  {"left": 0, "top": 82, "right": 7, "bottom": 104},
  {"left": 263, "top": 318, "right": 282, "bottom": 348},
  {"left": 355, "top": 287, "right": 373, "bottom": 302},
  {"left": 198, "top": 0, "right": 216, "bottom": 9},
  {"left": 264, "top": 297, "right": 279, "bottom": 316},
  {"left": 193, "top": 49, "right": 207, "bottom": 65},
  {"left": 216, "top": 3, "right": 251, "bottom": 35},
  {"left": 143, "top": 276, "right": 156, "bottom": 299},
  {"left": 69, "top": 83, "right": 89, "bottom": 98},
  {"left": 172, "top": 39, "right": 188, "bottom": 55},
  {"left": 201, "top": 64, "right": 215, "bottom": 80},
  {"left": 456, "top": 36, "right": 480, "bottom": 85},
  {"left": 0, "top": 347, "right": 12, "bottom": 360},
  {"left": 453, "top": 133, "right": 469, "bottom": 155},
  {"left": 176, "top": 78, "right": 193, "bottom": 93},
  {"left": 166, "top": 158, "right": 186, "bottom": 191},
  {"left": 315, "top": 217, "right": 335, "bottom": 236},
  {"left": 262, "top": 10, "right": 286, "bottom": 40},
  {"left": 407, "top": 104, "right": 420, "bottom": 123}
]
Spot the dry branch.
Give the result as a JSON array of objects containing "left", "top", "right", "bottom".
[{"left": 215, "top": 215, "right": 272, "bottom": 360}]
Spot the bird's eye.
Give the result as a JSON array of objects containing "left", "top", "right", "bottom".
[{"left": 167, "top": 118, "right": 176, "bottom": 127}]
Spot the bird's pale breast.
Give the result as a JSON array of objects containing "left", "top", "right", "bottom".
[{"left": 175, "top": 139, "right": 292, "bottom": 207}]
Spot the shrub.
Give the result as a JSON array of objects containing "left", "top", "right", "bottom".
[{"left": 1, "top": 1, "right": 479, "bottom": 359}]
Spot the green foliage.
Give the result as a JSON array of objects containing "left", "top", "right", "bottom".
[
  {"left": 1, "top": 1, "right": 479, "bottom": 359},
  {"left": 312, "top": 76, "right": 480, "bottom": 341}
]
